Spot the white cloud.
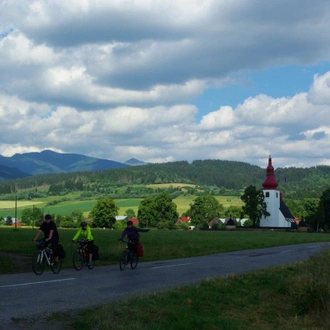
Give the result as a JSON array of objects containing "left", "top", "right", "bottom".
[{"left": 1, "top": 1, "right": 330, "bottom": 168}]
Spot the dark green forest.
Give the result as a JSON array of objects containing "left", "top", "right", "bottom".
[{"left": 0, "top": 159, "right": 330, "bottom": 200}]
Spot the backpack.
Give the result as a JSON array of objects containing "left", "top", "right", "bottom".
[
  {"left": 137, "top": 242, "right": 144, "bottom": 257},
  {"left": 56, "top": 244, "right": 66, "bottom": 259},
  {"left": 92, "top": 245, "right": 99, "bottom": 260}
]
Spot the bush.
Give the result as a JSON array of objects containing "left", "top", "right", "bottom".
[
  {"left": 112, "top": 221, "right": 126, "bottom": 230},
  {"left": 177, "top": 222, "right": 189, "bottom": 230},
  {"left": 60, "top": 220, "right": 79, "bottom": 228}
]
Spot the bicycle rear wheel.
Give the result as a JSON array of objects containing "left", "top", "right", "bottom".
[
  {"left": 32, "top": 251, "right": 45, "bottom": 275},
  {"left": 130, "top": 253, "right": 139, "bottom": 269},
  {"left": 73, "top": 251, "right": 83, "bottom": 270},
  {"left": 51, "top": 257, "right": 62, "bottom": 274},
  {"left": 119, "top": 251, "right": 129, "bottom": 271}
]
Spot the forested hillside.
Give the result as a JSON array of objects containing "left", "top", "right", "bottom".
[{"left": 1, "top": 159, "right": 330, "bottom": 199}]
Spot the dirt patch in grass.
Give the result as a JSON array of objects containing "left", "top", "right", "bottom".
[{"left": 0, "top": 252, "right": 31, "bottom": 274}]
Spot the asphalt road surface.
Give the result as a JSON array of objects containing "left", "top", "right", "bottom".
[{"left": 1, "top": 242, "right": 329, "bottom": 329}]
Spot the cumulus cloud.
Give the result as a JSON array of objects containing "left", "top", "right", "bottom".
[{"left": 1, "top": 0, "right": 330, "bottom": 168}]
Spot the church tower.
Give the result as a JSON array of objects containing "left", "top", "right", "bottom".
[{"left": 260, "top": 156, "right": 294, "bottom": 227}]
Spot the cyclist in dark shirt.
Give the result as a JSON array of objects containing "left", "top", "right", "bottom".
[
  {"left": 33, "top": 214, "right": 59, "bottom": 263},
  {"left": 119, "top": 220, "right": 149, "bottom": 252}
]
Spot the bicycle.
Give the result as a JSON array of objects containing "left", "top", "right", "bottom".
[
  {"left": 32, "top": 239, "right": 62, "bottom": 275},
  {"left": 72, "top": 239, "right": 95, "bottom": 270},
  {"left": 119, "top": 240, "right": 139, "bottom": 271}
]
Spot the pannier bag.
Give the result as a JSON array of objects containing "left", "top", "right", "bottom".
[
  {"left": 137, "top": 242, "right": 144, "bottom": 257},
  {"left": 57, "top": 244, "right": 66, "bottom": 259},
  {"left": 93, "top": 245, "right": 100, "bottom": 260}
]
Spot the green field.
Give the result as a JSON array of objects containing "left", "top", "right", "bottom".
[
  {"left": 1, "top": 227, "right": 330, "bottom": 273},
  {"left": 0, "top": 195, "right": 244, "bottom": 219}
]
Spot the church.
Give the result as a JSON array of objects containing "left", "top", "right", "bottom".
[{"left": 259, "top": 156, "right": 295, "bottom": 228}]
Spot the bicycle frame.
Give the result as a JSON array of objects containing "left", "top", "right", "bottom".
[
  {"left": 119, "top": 240, "right": 139, "bottom": 271},
  {"left": 72, "top": 239, "right": 95, "bottom": 270},
  {"left": 32, "top": 240, "right": 62, "bottom": 275},
  {"left": 37, "top": 247, "right": 53, "bottom": 266}
]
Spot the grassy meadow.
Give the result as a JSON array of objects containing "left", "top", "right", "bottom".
[
  {"left": 72, "top": 249, "right": 330, "bottom": 330},
  {"left": 1, "top": 227, "right": 330, "bottom": 274}
]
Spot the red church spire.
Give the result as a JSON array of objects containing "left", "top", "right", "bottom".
[{"left": 262, "top": 156, "right": 278, "bottom": 190}]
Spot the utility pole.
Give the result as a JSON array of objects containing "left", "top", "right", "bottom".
[{"left": 14, "top": 195, "right": 17, "bottom": 230}]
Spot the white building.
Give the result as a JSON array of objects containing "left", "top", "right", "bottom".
[{"left": 260, "top": 156, "right": 295, "bottom": 228}]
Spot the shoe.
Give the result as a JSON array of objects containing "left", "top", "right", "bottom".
[{"left": 87, "top": 261, "right": 92, "bottom": 266}]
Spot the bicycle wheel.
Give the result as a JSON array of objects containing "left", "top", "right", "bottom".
[
  {"left": 51, "top": 257, "right": 62, "bottom": 274},
  {"left": 130, "top": 253, "right": 139, "bottom": 269},
  {"left": 32, "top": 251, "right": 45, "bottom": 275},
  {"left": 119, "top": 251, "right": 129, "bottom": 271},
  {"left": 73, "top": 251, "right": 83, "bottom": 270}
]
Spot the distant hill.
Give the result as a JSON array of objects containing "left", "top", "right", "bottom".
[
  {"left": 124, "top": 158, "right": 148, "bottom": 166},
  {"left": 0, "top": 164, "right": 31, "bottom": 182},
  {"left": 0, "top": 150, "right": 129, "bottom": 178}
]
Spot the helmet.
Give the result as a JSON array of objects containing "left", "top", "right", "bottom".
[
  {"left": 80, "top": 221, "right": 87, "bottom": 227},
  {"left": 127, "top": 220, "right": 133, "bottom": 226},
  {"left": 44, "top": 214, "right": 52, "bottom": 220}
]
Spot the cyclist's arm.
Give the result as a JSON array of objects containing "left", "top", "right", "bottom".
[
  {"left": 120, "top": 229, "right": 127, "bottom": 241},
  {"left": 86, "top": 227, "right": 93, "bottom": 241},
  {"left": 72, "top": 228, "right": 82, "bottom": 241},
  {"left": 46, "top": 229, "right": 54, "bottom": 242},
  {"left": 33, "top": 229, "right": 42, "bottom": 242},
  {"left": 136, "top": 227, "right": 150, "bottom": 233}
]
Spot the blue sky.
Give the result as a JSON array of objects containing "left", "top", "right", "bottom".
[
  {"left": 1, "top": 1, "right": 330, "bottom": 168},
  {"left": 194, "top": 63, "right": 330, "bottom": 118}
]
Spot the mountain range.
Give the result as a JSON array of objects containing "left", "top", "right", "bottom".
[{"left": 0, "top": 150, "right": 146, "bottom": 181}]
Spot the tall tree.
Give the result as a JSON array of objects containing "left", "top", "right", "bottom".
[
  {"left": 189, "top": 196, "right": 224, "bottom": 227},
  {"left": 240, "top": 185, "right": 269, "bottom": 226},
  {"left": 89, "top": 198, "right": 119, "bottom": 228},
  {"left": 313, "top": 188, "right": 330, "bottom": 231},
  {"left": 137, "top": 192, "right": 178, "bottom": 227}
]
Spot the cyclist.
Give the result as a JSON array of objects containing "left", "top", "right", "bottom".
[
  {"left": 72, "top": 221, "right": 95, "bottom": 266},
  {"left": 119, "top": 220, "right": 149, "bottom": 253},
  {"left": 33, "top": 214, "right": 59, "bottom": 264}
]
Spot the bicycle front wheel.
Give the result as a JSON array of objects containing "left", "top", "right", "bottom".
[
  {"left": 51, "top": 257, "right": 62, "bottom": 274},
  {"left": 32, "top": 251, "right": 45, "bottom": 275},
  {"left": 73, "top": 251, "right": 83, "bottom": 270},
  {"left": 119, "top": 251, "right": 128, "bottom": 271},
  {"left": 130, "top": 253, "right": 139, "bottom": 269}
]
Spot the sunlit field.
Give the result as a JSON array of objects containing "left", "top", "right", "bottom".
[{"left": 0, "top": 195, "right": 244, "bottom": 219}]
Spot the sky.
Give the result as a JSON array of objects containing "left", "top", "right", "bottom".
[{"left": 1, "top": 0, "right": 330, "bottom": 169}]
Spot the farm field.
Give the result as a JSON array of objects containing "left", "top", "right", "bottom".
[{"left": 0, "top": 195, "right": 244, "bottom": 219}]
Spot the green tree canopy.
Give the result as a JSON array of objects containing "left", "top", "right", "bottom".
[
  {"left": 311, "top": 188, "right": 330, "bottom": 231},
  {"left": 240, "top": 185, "right": 269, "bottom": 226},
  {"left": 125, "top": 208, "right": 136, "bottom": 218},
  {"left": 224, "top": 205, "right": 245, "bottom": 218},
  {"left": 89, "top": 198, "right": 119, "bottom": 228},
  {"left": 21, "top": 207, "right": 44, "bottom": 227},
  {"left": 189, "top": 196, "right": 224, "bottom": 227},
  {"left": 137, "top": 192, "right": 178, "bottom": 228}
]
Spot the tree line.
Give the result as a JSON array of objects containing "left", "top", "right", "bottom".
[{"left": 1, "top": 159, "right": 330, "bottom": 199}]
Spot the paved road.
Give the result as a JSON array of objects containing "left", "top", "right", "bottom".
[{"left": 0, "top": 242, "right": 329, "bottom": 329}]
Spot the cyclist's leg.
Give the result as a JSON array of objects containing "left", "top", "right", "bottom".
[{"left": 51, "top": 239, "right": 59, "bottom": 263}]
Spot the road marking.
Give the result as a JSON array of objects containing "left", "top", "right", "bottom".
[
  {"left": 0, "top": 278, "right": 75, "bottom": 288},
  {"left": 151, "top": 263, "right": 191, "bottom": 269}
]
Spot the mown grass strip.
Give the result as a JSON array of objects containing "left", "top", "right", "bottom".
[{"left": 68, "top": 249, "right": 330, "bottom": 329}]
